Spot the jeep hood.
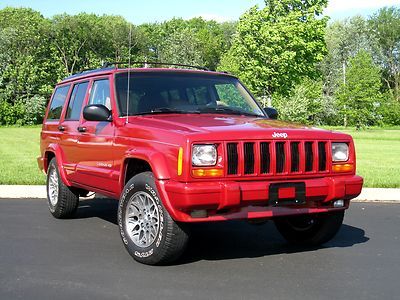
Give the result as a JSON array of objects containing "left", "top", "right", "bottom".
[{"left": 129, "top": 114, "right": 350, "bottom": 140}]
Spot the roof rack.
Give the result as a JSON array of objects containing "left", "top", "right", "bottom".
[
  {"left": 63, "top": 61, "right": 211, "bottom": 82},
  {"left": 101, "top": 61, "right": 210, "bottom": 71},
  {"left": 62, "top": 67, "right": 115, "bottom": 81}
]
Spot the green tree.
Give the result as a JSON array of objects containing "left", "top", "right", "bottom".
[
  {"left": 50, "top": 13, "right": 103, "bottom": 75},
  {"left": 98, "top": 15, "right": 144, "bottom": 63},
  {"left": 219, "top": 0, "right": 328, "bottom": 98},
  {"left": 158, "top": 28, "right": 204, "bottom": 66},
  {"left": 369, "top": 7, "right": 400, "bottom": 100},
  {"left": 322, "top": 16, "right": 373, "bottom": 96},
  {"left": 0, "top": 7, "right": 55, "bottom": 101},
  {"left": 139, "top": 17, "right": 235, "bottom": 70},
  {"left": 336, "top": 50, "right": 383, "bottom": 127}
]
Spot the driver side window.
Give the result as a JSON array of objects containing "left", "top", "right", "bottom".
[{"left": 89, "top": 79, "right": 111, "bottom": 110}]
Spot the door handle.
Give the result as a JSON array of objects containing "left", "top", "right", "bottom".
[
  {"left": 58, "top": 125, "right": 65, "bottom": 132},
  {"left": 77, "top": 126, "right": 87, "bottom": 133}
]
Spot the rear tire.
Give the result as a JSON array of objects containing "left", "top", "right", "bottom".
[
  {"left": 274, "top": 210, "right": 344, "bottom": 246},
  {"left": 46, "top": 158, "right": 79, "bottom": 219},
  {"left": 118, "top": 172, "right": 189, "bottom": 265}
]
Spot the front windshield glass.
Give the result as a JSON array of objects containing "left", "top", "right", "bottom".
[{"left": 115, "top": 72, "right": 265, "bottom": 117}]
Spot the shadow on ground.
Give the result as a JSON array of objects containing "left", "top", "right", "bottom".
[{"left": 74, "top": 197, "right": 369, "bottom": 264}]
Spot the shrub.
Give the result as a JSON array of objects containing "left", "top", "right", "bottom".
[
  {"left": 379, "top": 93, "right": 400, "bottom": 125},
  {"left": 0, "top": 100, "right": 17, "bottom": 125},
  {"left": 0, "top": 95, "right": 47, "bottom": 125},
  {"left": 22, "top": 95, "right": 47, "bottom": 125},
  {"left": 271, "top": 79, "right": 324, "bottom": 125}
]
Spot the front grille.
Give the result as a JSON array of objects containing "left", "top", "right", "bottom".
[{"left": 226, "top": 140, "right": 329, "bottom": 176}]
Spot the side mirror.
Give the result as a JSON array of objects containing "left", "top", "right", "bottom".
[
  {"left": 264, "top": 107, "right": 278, "bottom": 120},
  {"left": 83, "top": 104, "right": 112, "bottom": 122}
]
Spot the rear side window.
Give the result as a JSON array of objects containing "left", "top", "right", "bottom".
[
  {"left": 47, "top": 85, "right": 70, "bottom": 120},
  {"left": 65, "top": 82, "right": 89, "bottom": 120},
  {"left": 89, "top": 79, "right": 111, "bottom": 110}
]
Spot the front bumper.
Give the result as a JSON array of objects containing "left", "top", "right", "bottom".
[{"left": 156, "top": 175, "right": 363, "bottom": 222}]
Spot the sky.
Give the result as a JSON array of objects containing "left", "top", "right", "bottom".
[{"left": 0, "top": 0, "right": 399, "bottom": 24}]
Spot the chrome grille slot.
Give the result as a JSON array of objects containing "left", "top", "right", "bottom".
[
  {"left": 290, "top": 142, "right": 300, "bottom": 172},
  {"left": 275, "top": 142, "right": 286, "bottom": 173},
  {"left": 260, "top": 142, "right": 270, "bottom": 174},
  {"left": 318, "top": 142, "right": 327, "bottom": 171},
  {"left": 244, "top": 142, "right": 255, "bottom": 174},
  {"left": 227, "top": 143, "right": 238, "bottom": 175},
  {"left": 305, "top": 142, "right": 314, "bottom": 172}
]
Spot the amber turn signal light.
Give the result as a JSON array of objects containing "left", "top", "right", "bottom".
[
  {"left": 332, "top": 163, "right": 354, "bottom": 173},
  {"left": 192, "top": 168, "right": 224, "bottom": 177}
]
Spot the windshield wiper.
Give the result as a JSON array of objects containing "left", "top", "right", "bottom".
[
  {"left": 198, "top": 106, "right": 264, "bottom": 118},
  {"left": 134, "top": 107, "right": 201, "bottom": 115}
]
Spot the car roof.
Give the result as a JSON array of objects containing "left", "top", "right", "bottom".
[{"left": 58, "top": 67, "right": 236, "bottom": 85}]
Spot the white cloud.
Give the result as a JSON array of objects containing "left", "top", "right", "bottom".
[{"left": 325, "top": 0, "right": 400, "bottom": 14}]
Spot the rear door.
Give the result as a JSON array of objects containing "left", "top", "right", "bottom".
[
  {"left": 74, "top": 77, "right": 117, "bottom": 193},
  {"left": 42, "top": 84, "right": 71, "bottom": 162}
]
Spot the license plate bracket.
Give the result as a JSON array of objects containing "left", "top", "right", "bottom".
[{"left": 268, "top": 182, "right": 306, "bottom": 206}]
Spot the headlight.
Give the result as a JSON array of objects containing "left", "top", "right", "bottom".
[
  {"left": 192, "top": 144, "right": 217, "bottom": 166},
  {"left": 332, "top": 143, "right": 349, "bottom": 162}
]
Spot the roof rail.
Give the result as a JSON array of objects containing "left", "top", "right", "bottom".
[{"left": 101, "top": 61, "right": 210, "bottom": 71}]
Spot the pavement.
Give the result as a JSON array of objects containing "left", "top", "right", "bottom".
[
  {"left": 0, "top": 185, "right": 399, "bottom": 202},
  {"left": 0, "top": 199, "right": 399, "bottom": 299}
]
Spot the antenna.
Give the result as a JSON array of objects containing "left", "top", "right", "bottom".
[{"left": 126, "top": 24, "right": 132, "bottom": 124}]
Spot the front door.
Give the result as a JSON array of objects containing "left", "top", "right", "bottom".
[
  {"left": 74, "top": 77, "right": 117, "bottom": 193},
  {"left": 58, "top": 81, "right": 89, "bottom": 181}
]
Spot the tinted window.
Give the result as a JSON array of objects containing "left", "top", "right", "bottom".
[
  {"left": 215, "top": 83, "right": 248, "bottom": 109},
  {"left": 89, "top": 79, "right": 111, "bottom": 110},
  {"left": 186, "top": 86, "right": 210, "bottom": 105},
  {"left": 66, "top": 82, "right": 89, "bottom": 120},
  {"left": 47, "top": 85, "right": 70, "bottom": 120},
  {"left": 115, "top": 72, "right": 264, "bottom": 117}
]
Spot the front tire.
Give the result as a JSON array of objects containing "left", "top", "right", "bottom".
[
  {"left": 118, "top": 172, "right": 189, "bottom": 265},
  {"left": 46, "top": 158, "right": 79, "bottom": 218},
  {"left": 274, "top": 210, "right": 345, "bottom": 246}
]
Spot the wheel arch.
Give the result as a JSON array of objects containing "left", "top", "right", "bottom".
[
  {"left": 120, "top": 149, "right": 171, "bottom": 191},
  {"left": 44, "top": 144, "right": 72, "bottom": 186}
]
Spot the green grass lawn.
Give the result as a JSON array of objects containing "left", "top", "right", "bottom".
[
  {"left": 0, "top": 126, "right": 45, "bottom": 185},
  {"left": 329, "top": 127, "right": 400, "bottom": 188},
  {"left": 0, "top": 126, "right": 399, "bottom": 188}
]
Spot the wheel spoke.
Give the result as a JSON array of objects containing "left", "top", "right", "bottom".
[{"left": 124, "top": 191, "right": 160, "bottom": 248}]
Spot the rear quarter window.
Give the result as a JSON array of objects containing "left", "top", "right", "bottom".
[{"left": 47, "top": 85, "right": 70, "bottom": 120}]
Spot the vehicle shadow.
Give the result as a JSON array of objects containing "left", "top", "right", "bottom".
[
  {"left": 178, "top": 222, "right": 369, "bottom": 265},
  {"left": 75, "top": 197, "right": 369, "bottom": 264},
  {"left": 75, "top": 197, "right": 119, "bottom": 225}
]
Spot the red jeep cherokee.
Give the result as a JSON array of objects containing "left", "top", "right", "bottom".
[{"left": 38, "top": 64, "right": 363, "bottom": 265}]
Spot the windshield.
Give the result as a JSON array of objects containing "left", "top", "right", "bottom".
[{"left": 114, "top": 72, "right": 265, "bottom": 117}]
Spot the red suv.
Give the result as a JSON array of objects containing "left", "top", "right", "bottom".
[{"left": 38, "top": 63, "right": 363, "bottom": 265}]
